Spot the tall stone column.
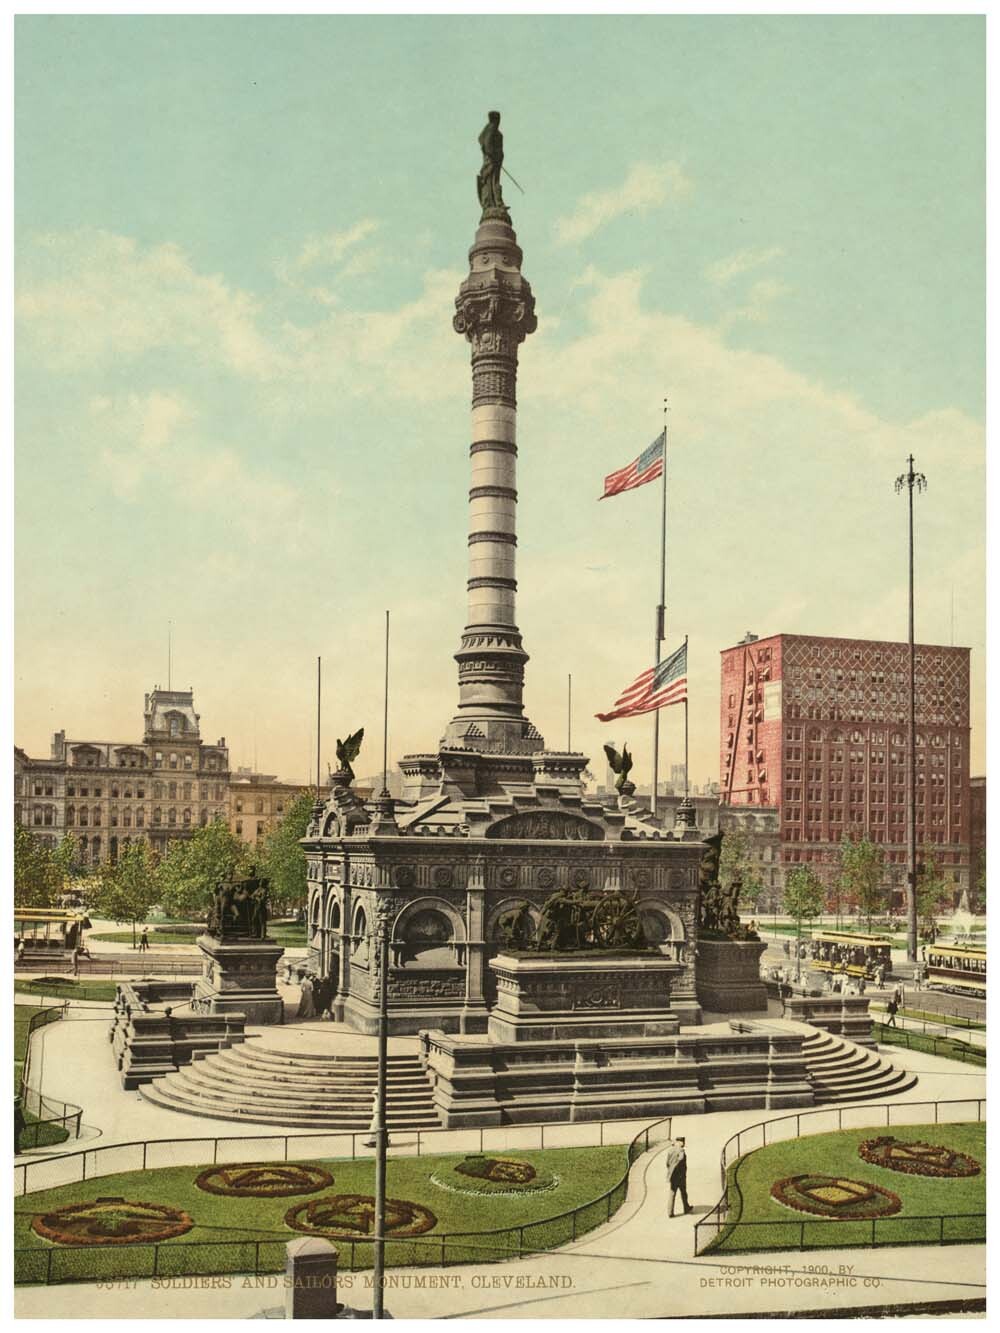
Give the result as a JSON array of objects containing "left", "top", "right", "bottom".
[{"left": 444, "top": 206, "right": 539, "bottom": 755}]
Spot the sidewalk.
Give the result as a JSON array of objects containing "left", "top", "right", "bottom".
[{"left": 13, "top": 1008, "right": 986, "bottom": 1318}]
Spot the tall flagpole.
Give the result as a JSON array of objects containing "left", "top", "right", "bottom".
[
  {"left": 315, "top": 657, "right": 322, "bottom": 795},
  {"left": 651, "top": 401, "right": 668, "bottom": 818},
  {"left": 567, "top": 673, "right": 572, "bottom": 751},
  {"left": 688, "top": 634, "right": 693, "bottom": 799}
]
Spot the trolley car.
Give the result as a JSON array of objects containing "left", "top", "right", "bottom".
[
  {"left": 14, "top": 908, "right": 90, "bottom": 958},
  {"left": 925, "top": 944, "right": 986, "bottom": 996},
  {"left": 810, "top": 930, "right": 893, "bottom": 980}
]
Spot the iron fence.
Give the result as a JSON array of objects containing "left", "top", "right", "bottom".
[
  {"left": 694, "top": 1097, "right": 986, "bottom": 1256},
  {"left": 872, "top": 1023, "right": 986, "bottom": 1066},
  {"left": 14, "top": 1115, "right": 673, "bottom": 1285},
  {"left": 16, "top": 1003, "right": 85, "bottom": 1151}
]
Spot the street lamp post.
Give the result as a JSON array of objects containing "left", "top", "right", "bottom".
[{"left": 895, "top": 456, "right": 926, "bottom": 965}]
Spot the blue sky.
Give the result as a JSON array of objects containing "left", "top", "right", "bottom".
[{"left": 15, "top": 15, "right": 985, "bottom": 785}]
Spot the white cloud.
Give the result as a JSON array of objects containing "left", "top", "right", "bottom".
[
  {"left": 554, "top": 161, "right": 692, "bottom": 246},
  {"left": 278, "top": 220, "right": 379, "bottom": 281},
  {"left": 707, "top": 245, "right": 784, "bottom": 286},
  {"left": 93, "top": 391, "right": 192, "bottom": 499},
  {"left": 17, "top": 230, "right": 283, "bottom": 379}
]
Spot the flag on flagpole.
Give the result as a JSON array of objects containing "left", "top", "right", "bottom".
[
  {"left": 595, "top": 641, "right": 687, "bottom": 722},
  {"left": 599, "top": 431, "right": 665, "bottom": 499}
]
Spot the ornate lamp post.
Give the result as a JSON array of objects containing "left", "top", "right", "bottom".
[{"left": 895, "top": 455, "right": 926, "bottom": 964}]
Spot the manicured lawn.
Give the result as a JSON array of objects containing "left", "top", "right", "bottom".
[
  {"left": 15, "top": 978, "right": 119, "bottom": 1004},
  {"left": 14, "top": 1145, "right": 627, "bottom": 1282},
  {"left": 87, "top": 923, "right": 307, "bottom": 949},
  {"left": 14, "top": 1006, "right": 71, "bottom": 1149},
  {"left": 705, "top": 1122, "right": 985, "bottom": 1254},
  {"left": 872, "top": 1023, "right": 985, "bottom": 1067}
]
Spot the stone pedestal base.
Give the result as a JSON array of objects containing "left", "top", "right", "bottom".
[
  {"left": 695, "top": 939, "right": 768, "bottom": 1013},
  {"left": 487, "top": 951, "right": 681, "bottom": 1043},
  {"left": 193, "top": 934, "right": 284, "bottom": 1025}
]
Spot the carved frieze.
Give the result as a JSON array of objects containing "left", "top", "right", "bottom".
[{"left": 485, "top": 811, "right": 604, "bottom": 841}]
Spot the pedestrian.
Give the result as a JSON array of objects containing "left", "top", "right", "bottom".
[
  {"left": 783, "top": 939, "right": 790, "bottom": 959},
  {"left": 666, "top": 1137, "right": 690, "bottom": 1217},
  {"left": 138, "top": 927, "right": 149, "bottom": 953},
  {"left": 920, "top": 943, "right": 927, "bottom": 962},
  {"left": 72, "top": 946, "right": 82, "bottom": 977},
  {"left": 15, "top": 939, "right": 25, "bottom": 966},
  {"left": 858, "top": 976, "right": 866, "bottom": 996},
  {"left": 886, "top": 997, "right": 898, "bottom": 1028},
  {"left": 14, "top": 1097, "right": 26, "bottom": 1154}
]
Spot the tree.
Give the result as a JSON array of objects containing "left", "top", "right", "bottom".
[
  {"left": 14, "top": 822, "right": 59, "bottom": 907},
  {"left": 93, "top": 841, "right": 159, "bottom": 946},
  {"left": 156, "top": 819, "right": 251, "bottom": 920},
  {"left": 718, "top": 824, "right": 766, "bottom": 916},
  {"left": 783, "top": 865, "right": 825, "bottom": 979},
  {"left": 971, "top": 848, "right": 986, "bottom": 915},
  {"left": 838, "top": 833, "right": 888, "bottom": 931},
  {"left": 916, "top": 845, "right": 950, "bottom": 940},
  {"left": 258, "top": 793, "right": 314, "bottom": 917}
]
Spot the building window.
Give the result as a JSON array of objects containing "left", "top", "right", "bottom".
[
  {"left": 112, "top": 785, "right": 119, "bottom": 798},
  {"left": 168, "top": 807, "right": 177, "bottom": 826},
  {"left": 183, "top": 808, "right": 192, "bottom": 826},
  {"left": 236, "top": 820, "right": 243, "bottom": 835},
  {"left": 93, "top": 807, "right": 102, "bottom": 826},
  {"left": 169, "top": 782, "right": 177, "bottom": 799},
  {"left": 152, "top": 808, "right": 161, "bottom": 826},
  {"left": 137, "top": 784, "right": 145, "bottom": 799},
  {"left": 137, "top": 809, "right": 145, "bottom": 828},
  {"left": 33, "top": 807, "right": 43, "bottom": 825},
  {"left": 236, "top": 800, "right": 243, "bottom": 813},
  {"left": 154, "top": 752, "right": 163, "bottom": 767},
  {"left": 169, "top": 753, "right": 178, "bottom": 769},
  {"left": 184, "top": 754, "right": 192, "bottom": 769},
  {"left": 123, "top": 810, "right": 132, "bottom": 828},
  {"left": 256, "top": 821, "right": 265, "bottom": 838},
  {"left": 110, "top": 809, "right": 118, "bottom": 826},
  {"left": 94, "top": 785, "right": 102, "bottom": 797},
  {"left": 256, "top": 799, "right": 264, "bottom": 814},
  {"left": 79, "top": 810, "right": 88, "bottom": 827}
]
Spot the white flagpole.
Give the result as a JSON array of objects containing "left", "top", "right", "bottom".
[{"left": 651, "top": 402, "right": 668, "bottom": 817}]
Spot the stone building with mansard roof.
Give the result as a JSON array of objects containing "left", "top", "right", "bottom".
[{"left": 14, "top": 686, "right": 229, "bottom": 865}]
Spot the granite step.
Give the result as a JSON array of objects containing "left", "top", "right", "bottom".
[
  {"left": 139, "top": 1043, "right": 443, "bottom": 1130},
  {"left": 800, "top": 1029, "right": 917, "bottom": 1104}
]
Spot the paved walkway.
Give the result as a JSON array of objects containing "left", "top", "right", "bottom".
[{"left": 13, "top": 999, "right": 986, "bottom": 1318}]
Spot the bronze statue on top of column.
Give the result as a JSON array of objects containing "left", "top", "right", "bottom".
[{"left": 477, "top": 111, "right": 510, "bottom": 222}]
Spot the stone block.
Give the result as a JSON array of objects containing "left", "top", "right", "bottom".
[
  {"left": 284, "top": 1237, "right": 341, "bottom": 1320},
  {"left": 695, "top": 939, "right": 769, "bottom": 1013}
]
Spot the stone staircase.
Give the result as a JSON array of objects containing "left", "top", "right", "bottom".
[
  {"left": 801, "top": 1028, "right": 917, "bottom": 1103},
  {"left": 139, "top": 1042, "right": 443, "bottom": 1130}
]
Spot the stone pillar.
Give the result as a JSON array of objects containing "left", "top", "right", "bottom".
[
  {"left": 284, "top": 1236, "right": 340, "bottom": 1319},
  {"left": 444, "top": 210, "right": 539, "bottom": 754},
  {"left": 462, "top": 856, "right": 489, "bottom": 1032},
  {"left": 333, "top": 878, "right": 351, "bottom": 1023}
]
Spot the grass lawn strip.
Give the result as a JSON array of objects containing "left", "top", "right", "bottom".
[
  {"left": 706, "top": 1122, "right": 985, "bottom": 1254},
  {"left": 15, "top": 1006, "right": 70, "bottom": 1148},
  {"left": 15, "top": 1144, "right": 626, "bottom": 1282},
  {"left": 873, "top": 1023, "right": 985, "bottom": 1066},
  {"left": 16, "top": 979, "right": 119, "bottom": 1004}
]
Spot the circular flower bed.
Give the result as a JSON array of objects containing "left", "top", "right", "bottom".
[
  {"left": 285, "top": 1195, "right": 437, "bottom": 1239},
  {"left": 857, "top": 1136, "right": 982, "bottom": 1178},
  {"left": 770, "top": 1174, "right": 901, "bottom": 1220},
  {"left": 32, "top": 1197, "right": 194, "bottom": 1246},
  {"left": 430, "top": 1155, "right": 560, "bottom": 1198},
  {"left": 195, "top": 1163, "right": 334, "bottom": 1198}
]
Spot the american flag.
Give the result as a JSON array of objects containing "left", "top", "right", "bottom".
[
  {"left": 599, "top": 431, "right": 665, "bottom": 499},
  {"left": 595, "top": 641, "right": 688, "bottom": 722}
]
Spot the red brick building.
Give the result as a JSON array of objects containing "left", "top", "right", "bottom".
[{"left": 719, "top": 632, "right": 971, "bottom": 904}]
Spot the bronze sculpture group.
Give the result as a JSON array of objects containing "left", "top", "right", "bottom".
[
  {"left": 207, "top": 869, "right": 270, "bottom": 940},
  {"left": 499, "top": 887, "right": 646, "bottom": 953},
  {"left": 698, "top": 832, "right": 759, "bottom": 941}
]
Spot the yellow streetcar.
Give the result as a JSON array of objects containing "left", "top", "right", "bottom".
[
  {"left": 926, "top": 944, "right": 986, "bottom": 996},
  {"left": 810, "top": 930, "right": 893, "bottom": 980},
  {"left": 14, "top": 908, "right": 90, "bottom": 956}
]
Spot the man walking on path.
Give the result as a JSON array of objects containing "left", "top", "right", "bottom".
[
  {"left": 138, "top": 927, "right": 149, "bottom": 953},
  {"left": 886, "top": 997, "right": 899, "bottom": 1028},
  {"left": 666, "top": 1137, "right": 690, "bottom": 1217}
]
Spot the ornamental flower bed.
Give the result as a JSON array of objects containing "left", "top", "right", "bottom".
[
  {"left": 31, "top": 1198, "right": 195, "bottom": 1246},
  {"left": 770, "top": 1174, "right": 901, "bottom": 1220},
  {"left": 195, "top": 1163, "right": 334, "bottom": 1198},
  {"left": 857, "top": 1136, "right": 982, "bottom": 1178},
  {"left": 285, "top": 1195, "right": 438, "bottom": 1239},
  {"left": 431, "top": 1155, "right": 560, "bottom": 1198}
]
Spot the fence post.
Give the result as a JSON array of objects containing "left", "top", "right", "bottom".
[
  {"left": 152, "top": 1244, "right": 160, "bottom": 1277},
  {"left": 142, "top": 1142, "right": 148, "bottom": 1171},
  {"left": 939, "top": 1215, "right": 944, "bottom": 1244},
  {"left": 519, "top": 1225, "right": 525, "bottom": 1259},
  {"left": 213, "top": 1138, "right": 219, "bottom": 1165},
  {"left": 871, "top": 1218, "right": 876, "bottom": 1247},
  {"left": 572, "top": 1211, "right": 577, "bottom": 1242},
  {"left": 81, "top": 1153, "right": 87, "bottom": 1181},
  {"left": 799, "top": 1223, "right": 804, "bottom": 1251},
  {"left": 441, "top": 1234, "right": 446, "bottom": 1265},
  {"left": 46, "top": 1247, "right": 53, "bottom": 1285}
]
